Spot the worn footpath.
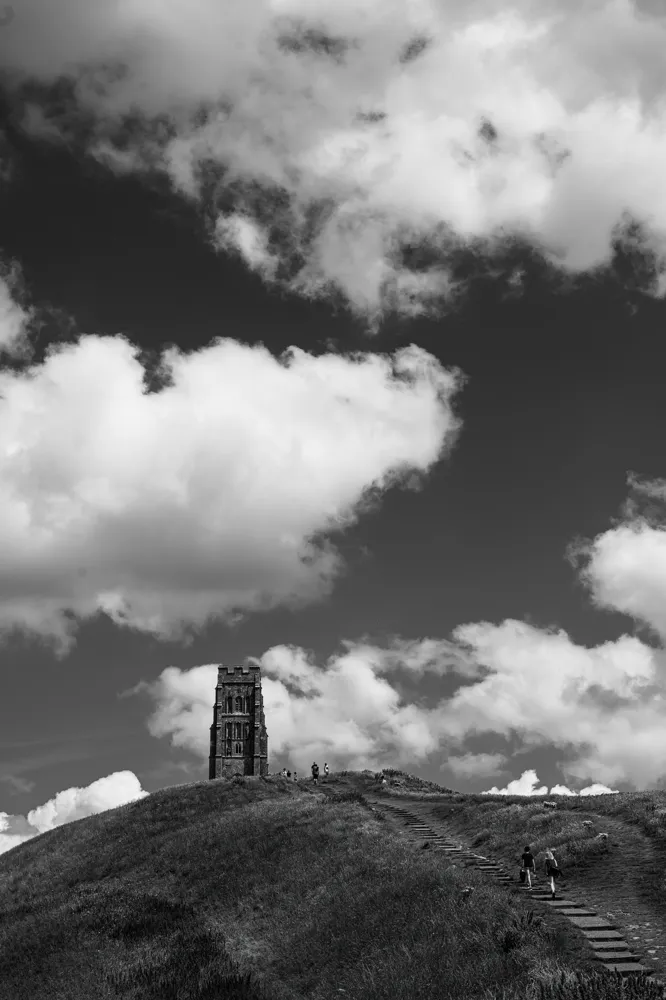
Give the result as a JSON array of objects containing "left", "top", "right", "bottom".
[{"left": 364, "top": 793, "right": 666, "bottom": 992}]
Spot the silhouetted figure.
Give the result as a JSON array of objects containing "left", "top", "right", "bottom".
[
  {"left": 324, "top": 762, "right": 329, "bottom": 780},
  {"left": 287, "top": 771, "right": 291, "bottom": 779},
  {"left": 521, "top": 845, "right": 535, "bottom": 889},
  {"left": 311, "top": 762, "right": 319, "bottom": 785}
]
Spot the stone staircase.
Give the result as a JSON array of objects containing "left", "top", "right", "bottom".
[{"left": 366, "top": 796, "right": 663, "bottom": 984}]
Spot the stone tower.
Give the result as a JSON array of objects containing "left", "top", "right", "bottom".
[{"left": 208, "top": 664, "right": 269, "bottom": 779}]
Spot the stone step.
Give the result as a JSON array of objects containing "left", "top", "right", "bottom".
[
  {"left": 567, "top": 916, "right": 617, "bottom": 930},
  {"left": 597, "top": 962, "right": 653, "bottom": 976},
  {"left": 595, "top": 954, "right": 645, "bottom": 965},
  {"left": 366, "top": 799, "right": 657, "bottom": 982},
  {"left": 581, "top": 930, "right": 624, "bottom": 941}
]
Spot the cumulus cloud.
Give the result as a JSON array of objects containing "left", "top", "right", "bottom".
[
  {"left": 442, "top": 480, "right": 666, "bottom": 791},
  {"left": 442, "top": 618, "right": 666, "bottom": 788},
  {"left": 572, "top": 473, "right": 666, "bottom": 641},
  {"left": 0, "top": 262, "right": 32, "bottom": 358},
  {"left": 0, "top": 770, "right": 148, "bottom": 856},
  {"left": 123, "top": 636, "right": 480, "bottom": 774},
  {"left": 3, "top": 0, "right": 666, "bottom": 323},
  {"left": 128, "top": 606, "right": 666, "bottom": 789},
  {"left": 482, "top": 768, "right": 619, "bottom": 796},
  {"left": 0, "top": 310, "right": 460, "bottom": 654}
]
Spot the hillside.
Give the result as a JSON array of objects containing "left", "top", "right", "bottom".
[{"left": 0, "top": 769, "right": 663, "bottom": 1000}]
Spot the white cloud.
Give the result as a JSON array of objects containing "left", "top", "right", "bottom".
[
  {"left": 214, "top": 214, "right": 279, "bottom": 280},
  {"left": 0, "top": 316, "right": 460, "bottom": 655},
  {"left": 574, "top": 474, "right": 666, "bottom": 641},
  {"left": 441, "top": 481, "right": 666, "bottom": 791},
  {"left": 4, "top": 0, "right": 666, "bottom": 322},
  {"left": 0, "top": 770, "right": 148, "bottom": 856},
  {"left": 0, "top": 264, "right": 32, "bottom": 357},
  {"left": 124, "top": 636, "right": 480, "bottom": 774},
  {"left": 482, "top": 768, "right": 619, "bottom": 796},
  {"left": 129, "top": 612, "right": 666, "bottom": 789},
  {"left": 439, "top": 618, "right": 666, "bottom": 788},
  {"left": 126, "top": 473, "right": 666, "bottom": 790}
]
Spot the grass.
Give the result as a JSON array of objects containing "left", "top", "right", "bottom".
[
  {"left": 388, "top": 781, "right": 666, "bottom": 910},
  {"left": 0, "top": 769, "right": 663, "bottom": 999}
]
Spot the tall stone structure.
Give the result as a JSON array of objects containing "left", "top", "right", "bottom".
[{"left": 209, "top": 664, "right": 268, "bottom": 779}]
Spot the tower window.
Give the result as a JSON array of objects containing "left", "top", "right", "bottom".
[
  {"left": 244, "top": 723, "right": 249, "bottom": 739},
  {"left": 235, "top": 696, "right": 242, "bottom": 712},
  {"left": 226, "top": 696, "right": 232, "bottom": 713},
  {"left": 235, "top": 743, "right": 241, "bottom": 755}
]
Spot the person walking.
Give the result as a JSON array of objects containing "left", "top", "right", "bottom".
[
  {"left": 294, "top": 771, "right": 298, "bottom": 781},
  {"left": 311, "top": 762, "right": 319, "bottom": 785},
  {"left": 521, "top": 845, "right": 536, "bottom": 890},
  {"left": 324, "top": 762, "right": 330, "bottom": 780},
  {"left": 287, "top": 770, "right": 291, "bottom": 779},
  {"left": 545, "top": 849, "right": 560, "bottom": 899}
]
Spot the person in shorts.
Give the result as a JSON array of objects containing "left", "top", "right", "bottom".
[
  {"left": 545, "top": 849, "right": 560, "bottom": 899},
  {"left": 521, "top": 845, "right": 536, "bottom": 889}
]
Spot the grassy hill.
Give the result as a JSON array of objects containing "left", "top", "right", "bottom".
[
  {"left": 390, "top": 781, "right": 666, "bottom": 913},
  {"left": 0, "top": 769, "right": 664, "bottom": 1000}
]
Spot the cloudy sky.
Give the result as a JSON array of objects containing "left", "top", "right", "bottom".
[{"left": 2, "top": 0, "right": 666, "bottom": 855}]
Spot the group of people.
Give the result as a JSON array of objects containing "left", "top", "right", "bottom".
[
  {"left": 520, "top": 845, "right": 562, "bottom": 899},
  {"left": 278, "top": 762, "right": 330, "bottom": 784},
  {"left": 311, "top": 762, "right": 329, "bottom": 784}
]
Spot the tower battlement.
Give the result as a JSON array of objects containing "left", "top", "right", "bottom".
[
  {"left": 219, "top": 664, "right": 260, "bottom": 676},
  {"left": 208, "top": 664, "right": 269, "bottom": 779}
]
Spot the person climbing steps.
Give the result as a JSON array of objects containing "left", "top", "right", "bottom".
[
  {"left": 521, "top": 844, "right": 536, "bottom": 889},
  {"left": 545, "top": 849, "right": 561, "bottom": 899}
]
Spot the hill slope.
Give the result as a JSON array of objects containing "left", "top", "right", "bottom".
[{"left": 0, "top": 769, "right": 657, "bottom": 1000}]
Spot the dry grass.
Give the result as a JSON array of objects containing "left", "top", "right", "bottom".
[
  {"left": 388, "top": 782, "right": 666, "bottom": 907},
  {"left": 0, "top": 770, "right": 662, "bottom": 1000}
]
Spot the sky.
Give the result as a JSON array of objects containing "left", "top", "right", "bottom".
[{"left": 1, "top": 0, "right": 666, "bottom": 855}]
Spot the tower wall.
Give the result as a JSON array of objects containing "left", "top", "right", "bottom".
[{"left": 208, "top": 664, "right": 269, "bottom": 779}]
